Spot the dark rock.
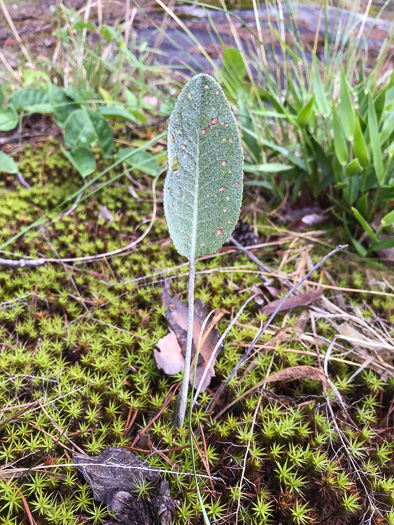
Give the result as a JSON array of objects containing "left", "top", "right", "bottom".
[{"left": 74, "top": 447, "right": 179, "bottom": 525}]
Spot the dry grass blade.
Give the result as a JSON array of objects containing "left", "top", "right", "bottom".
[{"left": 214, "top": 365, "right": 328, "bottom": 420}]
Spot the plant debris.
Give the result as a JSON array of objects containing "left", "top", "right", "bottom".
[
  {"left": 74, "top": 447, "right": 179, "bottom": 525},
  {"left": 261, "top": 289, "right": 323, "bottom": 314},
  {"left": 154, "top": 282, "right": 225, "bottom": 390}
]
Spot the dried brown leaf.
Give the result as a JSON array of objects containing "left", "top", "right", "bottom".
[
  {"left": 263, "top": 365, "right": 328, "bottom": 384},
  {"left": 261, "top": 289, "right": 323, "bottom": 315},
  {"left": 154, "top": 283, "right": 224, "bottom": 391}
]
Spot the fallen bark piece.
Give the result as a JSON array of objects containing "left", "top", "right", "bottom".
[
  {"left": 74, "top": 447, "right": 179, "bottom": 525},
  {"left": 154, "top": 282, "right": 224, "bottom": 390},
  {"left": 261, "top": 289, "right": 323, "bottom": 315}
]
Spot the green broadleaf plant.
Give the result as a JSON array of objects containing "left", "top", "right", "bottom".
[
  {"left": 164, "top": 73, "right": 243, "bottom": 427},
  {"left": 0, "top": 151, "right": 18, "bottom": 174}
]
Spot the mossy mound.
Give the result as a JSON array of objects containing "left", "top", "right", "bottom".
[{"left": 0, "top": 140, "right": 393, "bottom": 524}]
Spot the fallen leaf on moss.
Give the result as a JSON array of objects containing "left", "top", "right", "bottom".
[
  {"left": 263, "top": 365, "right": 328, "bottom": 384},
  {"left": 154, "top": 282, "right": 225, "bottom": 391},
  {"left": 261, "top": 289, "right": 323, "bottom": 314}
]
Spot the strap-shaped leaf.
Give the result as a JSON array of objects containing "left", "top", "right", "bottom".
[{"left": 164, "top": 73, "right": 243, "bottom": 259}]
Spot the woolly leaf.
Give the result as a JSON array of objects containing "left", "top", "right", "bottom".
[{"left": 164, "top": 73, "right": 243, "bottom": 259}]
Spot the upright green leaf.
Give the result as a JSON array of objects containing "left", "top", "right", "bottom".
[
  {"left": 9, "top": 88, "right": 51, "bottom": 113},
  {"left": 340, "top": 67, "right": 355, "bottom": 141},
  {"left": 48, "top": 84, "right": 79, "bottom": 126},
  {"left": 368, "top": 94, "right": 384, "bottom": 184},
  {"left": 222, "top": 48, "right": 247, "bottom": 94},
  {"left": 239, "top": 100, "right": 260, "bottom": 163},
  {"left": 332, "top": 104, "right": 348, "bottom": 166},
  {"left": 64, "top": 109, "right": 114, "bottom": 158},
  {"left": 312, "top": 55, "right": 329, "bottom": 117},
  {"left": 381, "top": 209, "right": 394, "bottom": 227},
  {"left": 164, "top": 73, "right": 243, "bottom": 259},
  {"left": 353, "top": 117, "right": 369, "bottom": 168},
  {"left": 351, "top": 207, "right": 378, "bottom": 243},
  {"left": 0, "top": 151, "right": 18, "bottom": 174},
  {"left": 296, "top": 96, "right": 315, "bottom": 127},
  {"left": 0, "top": 107, "right": 18, "bottom": 131},
  {"left": 345, "top": 158, "right": 362, "bottom": 177},
  {"left": 374, "top": 89, "right": 386, "bottom": 124}
]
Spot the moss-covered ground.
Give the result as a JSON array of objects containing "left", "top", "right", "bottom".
[{"left": 0, "top": 140, "right": 393, "bottom": 524}]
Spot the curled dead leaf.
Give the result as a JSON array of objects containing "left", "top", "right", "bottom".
[
  {"left": 262, "top": 289, "right": 323, "bottom": 315},
  {"left": 154, "top": 283, "right": 225, "bottom": 391}
]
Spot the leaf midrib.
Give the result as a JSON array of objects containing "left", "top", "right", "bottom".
[{"left": 190, "top": 82, "right": 203, "bottom": 263}]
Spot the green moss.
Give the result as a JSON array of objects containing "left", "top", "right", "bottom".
[{"left": 0, "top": 137, "right": 393, "bottom": 524}]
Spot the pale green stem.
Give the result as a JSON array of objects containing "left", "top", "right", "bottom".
[{"left": 176, "top": 257, "right": 196, "bottom": 428}]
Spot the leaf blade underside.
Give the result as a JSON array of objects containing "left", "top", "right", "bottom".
[{"left": 164, "top": 74, "right": 243, "bottom": 260}]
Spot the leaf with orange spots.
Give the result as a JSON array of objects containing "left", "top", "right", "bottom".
[{"left": 164, "top": 73, "right": 243, "bottom": 260}]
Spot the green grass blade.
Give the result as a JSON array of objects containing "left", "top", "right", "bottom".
[
  {"left": 351, "top": 206, "right": 378, "bottom": 243},
  {"left": 368, "top": 93, "right": 384, "bottom": 184},
  {"left": 340, "top": 67, "right": 355, "bottom": 141}
]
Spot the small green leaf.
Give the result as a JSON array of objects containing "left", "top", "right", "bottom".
[
  {"left": 100, "top": 25, "right": 116, "bottom": 42},
  {"left": 245, "top": 163, "right": 293, "bottom": 173},
  {"left": 351, "top": 207, "right": 378, "bottom": 243},
  {"left": 381, "top": 209, "right": 394, "bottom": 227},
  {"left": 9, "top": 88, "right": 51, "bottom": 113},
  {"left": 312, "top": 55, "right": 329, "bottom": 117},
  {"left": 64, "top": 109, "right": 114, "bottom": 158},
  {"left": 99, "top": 87, "right": 112, "bottom": 103},
  {"left": 48, "top": 84, "right": 79, "bottom": 126},
  {"left": 125, "top": 88, "right": 138, "bottom": 108},
  {"left": 340, "top": 67, "right": 355, "bottom": 141},
  {"left": 356, "top": 193, "right": 368, "bottom": 219},
  {"left": 73, "top": 20, "right": 96, "bottom": 31},
  {"left": 0, "top": 106, "right": 18, "bottom": 131},
  {"left": 332, "top": 104, "right": 348, "bottom": 166},
  {"left": 353, "top": 117, "right": 369, "bottom": 168},
  {"left": 0, "top": 87, "right": 3, "bottom": 105},
  {"left": 61, "top": 146, "right": 95, "bottom": 178},
  {"left": 245, "top": 180, "right": 273, "bottom": 190},
  {"left": 345, "top": 158, "right": 363, "bottom": 177},
  {"left": 0, "top": 151, "right": 18, "bottom": 173},
  {"left": 115, "top": 148, "right": 160, "bottom": 176},
  {"left": 98, "top": 106, "right": 138, "bottom": 123},
  {"left": 296, "top": 96, "right": 315, "bottom": 127},
  {"left": 222, "top": 48, "right": 247, "bottom": 94},
  {"left": 371, "top": 237, "right": 394, "bottom": 250},
  {"left": 164, "top": 73, "right": 243, "bottom": 259},
  {"left": 368, "top": 94, "right": 384, "bottom": 184}
]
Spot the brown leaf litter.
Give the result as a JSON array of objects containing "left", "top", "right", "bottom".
[
  {"left": 154, "top": 282, "right": 225, "bottom": 391},
  {"left": 261, "top": 289, "right": 323, "bottom": 315}
]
